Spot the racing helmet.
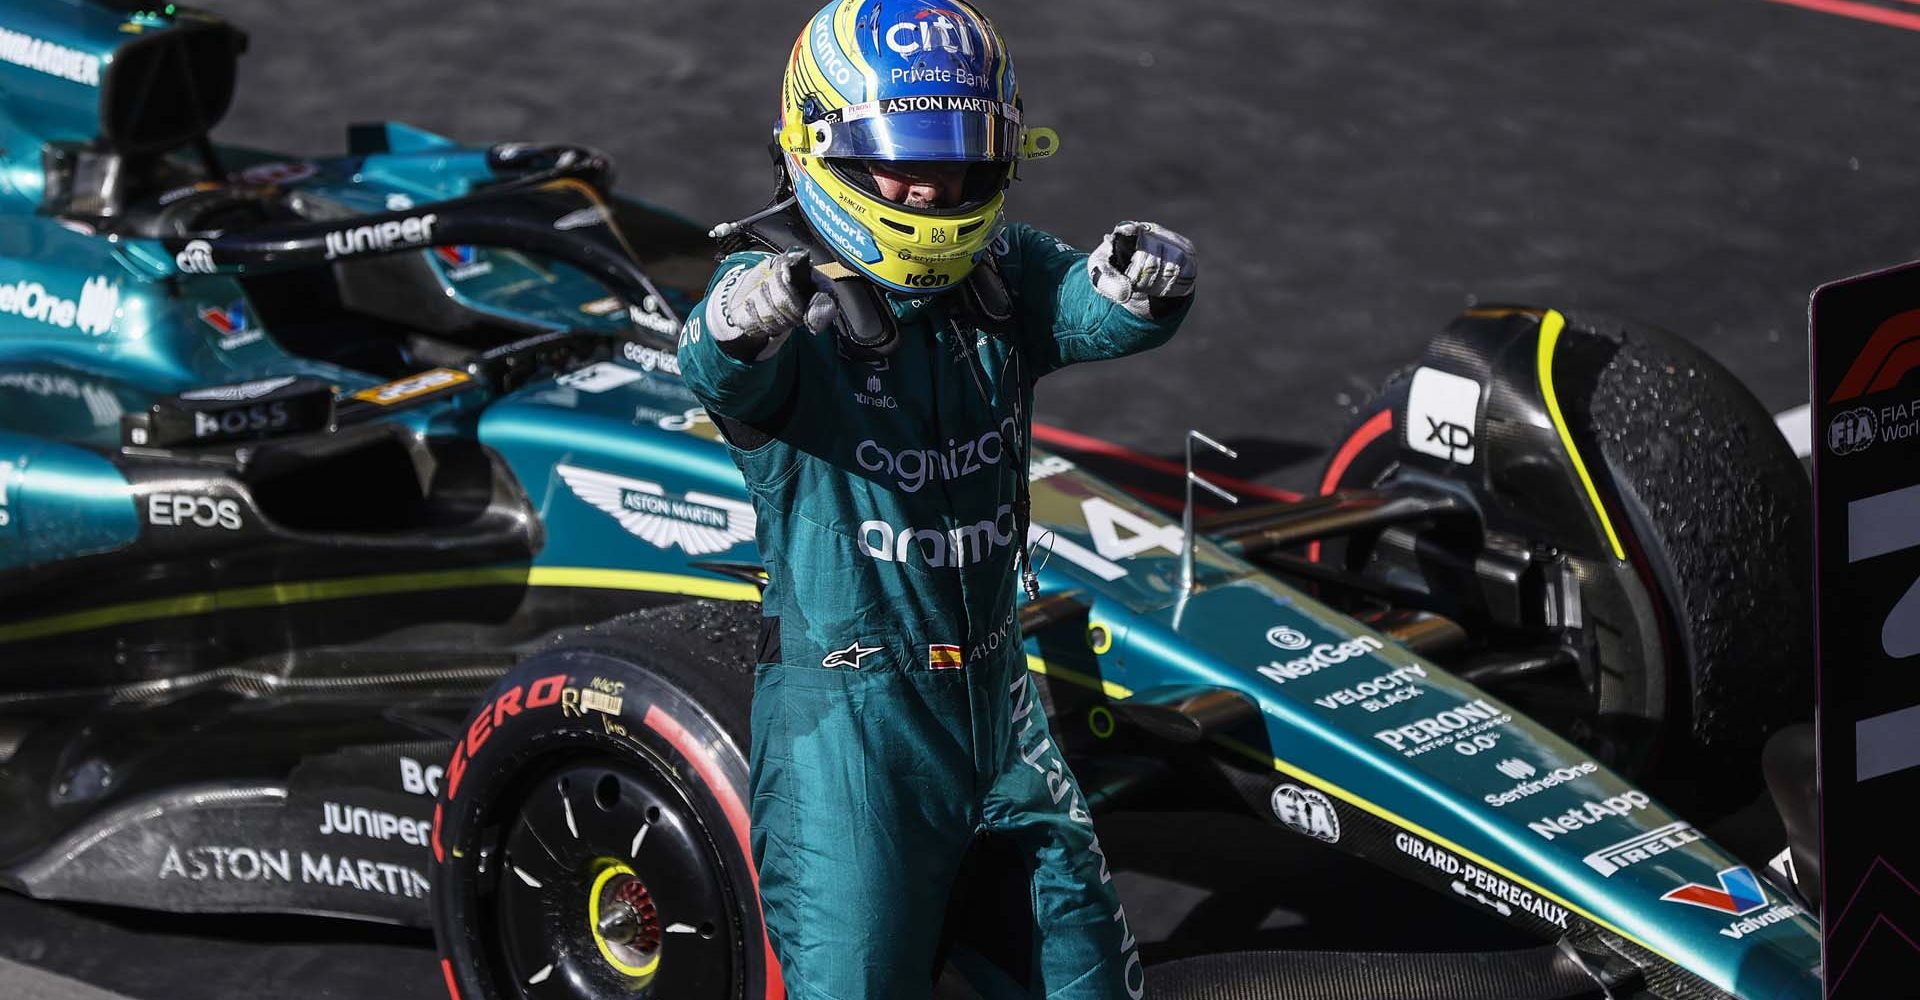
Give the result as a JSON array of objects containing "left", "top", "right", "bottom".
[{"left": 776, "top": 0, "right": 1058, "bottom": 294}]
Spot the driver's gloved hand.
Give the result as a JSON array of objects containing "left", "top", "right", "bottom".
[
  {"left": 1088, "top": 221, "right": 1198, "bottom": 319},
  {"left": 706, "top": 249, "right": 839, "bottom": 361}
]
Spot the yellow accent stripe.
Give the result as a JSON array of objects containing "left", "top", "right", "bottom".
[
  {"left": 833, "top": 0, "right": 879, "bottom": 100},
  {"left": 0, "top": 567, "right": 760, "bottom": 645},
  {"left": 1025, "top": 654, "right": 1133, "bottom": 701},
  {"left": 1208, "top": 733, "right": 1674, "bottom": 965},
  {"left": 1013, "top": 651, "right": 1668, "bottom": 959},
  {"left": 796, "top": 15, "right": 850, "bottom": 113},
  {"left": 1537, "top": 310, "right": 1627, "bottom": 562}
]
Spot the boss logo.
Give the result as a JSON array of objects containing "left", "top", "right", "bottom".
[
  {"left": 194, "top": 403, "right": 289, "bottom": 439},
  {"left": 148, "top": 494, "right": 243, "bottom": 531}
]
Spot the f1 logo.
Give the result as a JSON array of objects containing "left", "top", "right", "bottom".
[
  {"left": 1660, "top": 865, "right": 1768, "bottom": 916},
  {"left": 1832, "top": 308, "right": 1920, "bottom": 402}
]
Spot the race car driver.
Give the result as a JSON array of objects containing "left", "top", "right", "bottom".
[{"left": 677, "top": 2, "right": 1197, "bottom": 996}]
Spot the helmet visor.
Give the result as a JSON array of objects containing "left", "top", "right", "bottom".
[{"left": 814, "top": 106, "right": 1022, "bottom": 162}]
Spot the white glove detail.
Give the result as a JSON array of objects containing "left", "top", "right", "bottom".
[
  {"left": 706, "top": 250, "right": 839, "bottom": 360},
  {"left": 1088, "top": 222, "right": 1198, "bottom": 319}
]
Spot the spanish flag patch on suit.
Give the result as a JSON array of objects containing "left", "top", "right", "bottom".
[{"left": 929, "top": 644, "right": 964, "bottom": 670}]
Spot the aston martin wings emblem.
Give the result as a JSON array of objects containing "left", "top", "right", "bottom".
[{"left": 556, "top": 464, "right": 757, "bottom": 556}]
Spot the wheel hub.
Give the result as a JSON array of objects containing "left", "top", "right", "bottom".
[{"left": 590, "top": 865, "right": 663, "bottom": 977}]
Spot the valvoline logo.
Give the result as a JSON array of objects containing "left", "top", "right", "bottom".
[
  {"left": 1660, "top": 865, "right": 1769, "bottom": 916},
  {"left": 198, "top": 301, "right": 248, "bottom": 336},
  {"left": 436, "top": 245, "right": 477, "bottom": 267}
]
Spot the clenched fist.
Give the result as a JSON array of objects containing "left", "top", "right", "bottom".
[{"left": 1088, "top": 222, "right": 1198, "bottom": 319}]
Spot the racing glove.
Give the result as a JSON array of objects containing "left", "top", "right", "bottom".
[
  {"left": 705, "top": 249, "right": 839, "bottom": 361},
  {"left": 1088, "top": 221, "right": 1198, "bottom": 319}
]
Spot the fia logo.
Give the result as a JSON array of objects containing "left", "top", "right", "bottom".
[
  {"left": 1828, "top": 407, "right": 1877, "bottom": 455},
  {"left": 1270, "top": 784, "right": 1340, "bottom": 843}
]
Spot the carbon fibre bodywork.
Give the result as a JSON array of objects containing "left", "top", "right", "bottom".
[{"left": 0, "top": 3, "right": 1818, "bottom": 998}]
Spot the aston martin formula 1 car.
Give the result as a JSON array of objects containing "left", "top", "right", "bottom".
[{"left": 0, "top": 3, "right": 1822, "bottom": 999}]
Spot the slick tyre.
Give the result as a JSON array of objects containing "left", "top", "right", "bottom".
[
  {"left": 431, "top": 601, "right": 776, "bottom": 1000},
  {"left": 1318, "top": 312, "right": 1811, "bottom": 802}
]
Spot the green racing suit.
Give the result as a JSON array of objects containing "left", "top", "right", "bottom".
[{"left": 679, "top": 222, "right": 1189, "bottom": 1000}]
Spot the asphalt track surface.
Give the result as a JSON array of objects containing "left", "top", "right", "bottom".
[{"left": 7, "top": 0, "right": 1916, "bottom": 996}]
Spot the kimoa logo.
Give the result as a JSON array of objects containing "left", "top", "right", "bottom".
[
  {"left": 860, "top": 503, "right": 1015, "bottom": 568},
  {"left": 0, "top": 276, "right": 119, "bottom": 335},
  {"left": 857, "top": 417, "right": 1016, "bottom": 493}
]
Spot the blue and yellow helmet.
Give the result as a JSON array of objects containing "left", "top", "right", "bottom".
[{"left": 777, "top": 0, "right": 1058, "bottom": 294}]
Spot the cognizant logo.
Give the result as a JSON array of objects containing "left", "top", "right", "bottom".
[
  {"left": 856, "top": 418, "right": 1015, "bottom": 493},
  {"left": 860, "top": 503, "right": 1015, "bottom": 568}
]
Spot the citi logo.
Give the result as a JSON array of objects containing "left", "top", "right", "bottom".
[
  {"left": 885, "top": 11, "right": 975, "bottom": 58},
  {"left": 175, "top": 240, "right": 217, "bottom": 274}
]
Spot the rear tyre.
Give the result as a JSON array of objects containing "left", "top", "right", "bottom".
[
  {"left": 431, "top": 601, "right": 774, "bottom": 1000},
  {"left": 1319, "top": 312, "right": 1811, "bottom": 804}
]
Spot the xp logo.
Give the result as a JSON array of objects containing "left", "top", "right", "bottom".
[
  {"left": 1266, "top": 626, "right": 1312, "bottom": 651},
  {"left": 1406, "top": 367, "right": 1481, "bottom": 465},
  {"left": 1661, "top": 866, "right": 1768, "bottom": 916},
  {"left": 1425, "top": 418, "right": 1474, "bottom": 460},
  {"left": 1828, "top": 406, "right": 1877, "bottom": 455}
]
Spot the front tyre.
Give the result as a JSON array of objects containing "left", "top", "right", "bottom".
[{"left": 431, "top": 603, "right": 776, "bottom": 1000}]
